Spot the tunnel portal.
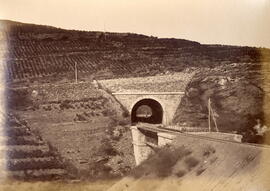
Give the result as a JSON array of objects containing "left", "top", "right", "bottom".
[{"left": 131, "top": 99, "right": 163, "bottom": 124}]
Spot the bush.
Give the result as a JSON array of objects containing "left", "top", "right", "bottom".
[
  {"left": 202, "top": 145, "right": 216, "bottom": 157},
  {"left": 176, "top": 170, "right": 186, "bottom": 177},
  {"left": 59, "top": 100, "right": 72, "bottom": 110},
  {"left": 83, "top": 112, "right": 90, "bottom": 117},
  {"left": 122, "top": 110, "right": 130, "bottom": 118},
  {"left": 47, "top": 105, "right": 52, "bottom": 111},
  {"left": 102, "top": 110, "right": 109, "bottom": 116},
  {"left": 98, "top": 138, "right": 119, "bottom": 156},
  {"left": 130, "top": 145, "right": 191, "bottom": 178},
  {"left": 74, "top": 113, "right": 87, "bottom": 121},
  {"left": 196, "top": 168, "right": 206, "bottom": 176},
  {"left": 184, "top": 156, "right": 199, "bottom": 170}
]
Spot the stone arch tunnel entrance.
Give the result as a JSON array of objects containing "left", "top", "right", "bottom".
[{"left": 131, "top": 99, "right": 163, "bottom": 124}]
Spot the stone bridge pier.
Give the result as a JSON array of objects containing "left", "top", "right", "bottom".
[{"left": 130, "top": 125, "right": 176, "bottom": 165}]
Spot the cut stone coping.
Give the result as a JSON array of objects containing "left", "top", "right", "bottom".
[{"left": 112, "top": 92, "right": 185, "bottom": 95}]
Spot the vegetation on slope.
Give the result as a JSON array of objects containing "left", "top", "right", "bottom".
[
  {"left": 173, "top": 62, "right": 270, "bottom": 138},
  {"left": 7, "top": 82, "right": 135, "bottom": 180},
  {"left": 1, "top": 20, "right": 269, "bottom": 84}
]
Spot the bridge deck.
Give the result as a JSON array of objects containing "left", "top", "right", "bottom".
[{"left": 136, "top": 123, "right": 270, "bottom": 149}]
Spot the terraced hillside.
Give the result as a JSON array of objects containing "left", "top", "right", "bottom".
[
  {"left": 0, "top": 113, "right": 68, "bottom": 180},
  {"left": 7, "top": 82, "right": 135, "bottom": 179},
  {"left": 1, "top": 20, "right": 269, "bottom": 83},
  {"left": 1, "top": 21, "right": 270, "bottom": 134}
]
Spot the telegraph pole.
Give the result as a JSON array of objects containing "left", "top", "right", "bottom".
[{"left": 208, "top": 98, "right": 211, "bottom": 132}]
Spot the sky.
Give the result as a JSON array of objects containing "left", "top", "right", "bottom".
[{"left": 0, "top": 0, "right": 270, "bottom": 48}]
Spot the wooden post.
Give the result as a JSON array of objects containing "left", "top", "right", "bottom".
[{"left": 208, "top": 98, "right": 211, "bottom": 132}]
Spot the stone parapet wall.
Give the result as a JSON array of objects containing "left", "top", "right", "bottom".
[{"left": 99, "top": 72, "right": 194, "bottom": 93}]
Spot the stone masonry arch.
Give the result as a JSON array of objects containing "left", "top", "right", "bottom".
[{"left": 112, "top": 92, "right": 185, "bottom": 125}]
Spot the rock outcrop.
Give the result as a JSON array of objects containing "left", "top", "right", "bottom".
[{"left": 173, "top": 62, "right": 269, "bottom": 136}]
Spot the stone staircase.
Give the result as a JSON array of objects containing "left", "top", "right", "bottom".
[{"left": 0, "top": 114, "right": 68, "bottom": 181}]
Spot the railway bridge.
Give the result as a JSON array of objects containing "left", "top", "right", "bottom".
[
  {"left": 112, "top": 91, "right": 188, "bottom": 165},
  {"left": 112, "top": 91, "right": 242, "bottom": 165},
  {"left": 99, "top": 73, "right": 242, "bottom": 165},
  {"left": 99, "top": 72, "right": 209, "bottom": 165}
]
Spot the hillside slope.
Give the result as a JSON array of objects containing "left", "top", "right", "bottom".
[
  {"left": 2, "top": 20, "right": 270, "bottom": 137},
  {"left": 1, "top": 20, "right": 269, "bottom": 83},
  {"left": 7, "top": 82, "right": 135, "bottom": 179},
  {"left": 173, "top": 62, "right": 270, "bottom": 134}
]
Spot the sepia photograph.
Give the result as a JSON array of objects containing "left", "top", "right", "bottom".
[{"left": 0, "top": 0, "right": 270, "bottom": 190}]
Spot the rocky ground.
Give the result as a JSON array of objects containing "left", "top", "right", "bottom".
[{"left": 173, "top": 62, "right": 270, "bottom": 141}]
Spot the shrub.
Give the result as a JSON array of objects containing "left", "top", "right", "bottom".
[
  {"left": 184, "top": 156, "right": 199, "bottom": 170},
  {"left": 108, "top": 118, "right": 118, "bottom": 128},
  {"left": 102, "top": 110, "right": 109, "bottom": 116},
  {"left": 83, "top": 112, "right": 90, "bottom": 117},
  {"left": 89, "top": 111, "right": 95, "bottom": 116},
  {"left": 176, "top": 170, "right": 186, "bottom": 177},
  {"left": 130, "top": 145, "right": 191, "bottom": 178},
  {"left": 47, "top": 105, "right": 52, "bottom": 111},
  {"left": 196, "top": 167, "right": 206, "bottom": 176},
  {"left": 74, "top": 113, "right": 87, "bottom": 121},
  {"left": 122, "top": 110, "right": 130, "bottom": 118},
  {"left": 59, "top": 100, "right": 72, "bottom": 110},
  {"left": 98, "top": 138, "right": 118, "bottom": 156},
  {"left": 202, "top": 145, "right": 216, "bottom": 157}
]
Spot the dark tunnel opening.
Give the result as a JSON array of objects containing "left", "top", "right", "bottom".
[{"left": 131, "top": 99, "right": 163, "bottom": 124}]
